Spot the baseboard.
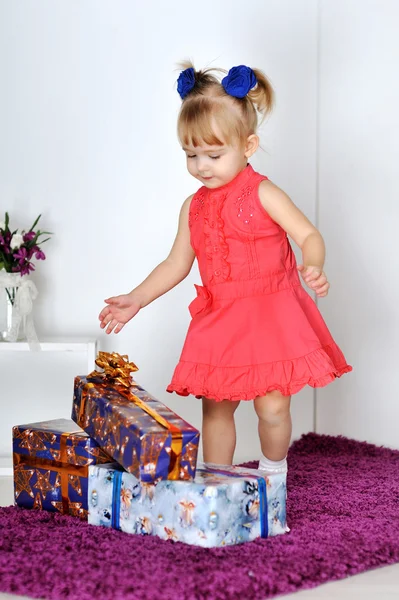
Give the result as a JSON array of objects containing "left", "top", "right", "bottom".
[
  {"left": 0, "top": 468, "right": 13, "bottom": 477},
  {"left": 0, "top": 455, "right": 12, "bottom": 477}
]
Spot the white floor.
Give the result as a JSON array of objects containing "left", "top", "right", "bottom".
[{"left": 1, "top": 477, "right": 399, "bottom": 599}]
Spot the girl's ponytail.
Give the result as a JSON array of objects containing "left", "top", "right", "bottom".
[
  {"left": 247, "top": 69, "right": 274, "bottom": 117},
  {"left": 177, "top": 61, "right": 222, "bottom": 99}
]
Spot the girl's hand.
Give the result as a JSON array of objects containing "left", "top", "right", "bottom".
[
  {"left": 98, "top": 293, "right": 141, "bottom": 334},
  {"left": 297, "top": 265, "right": 330, "bottom": 297}
]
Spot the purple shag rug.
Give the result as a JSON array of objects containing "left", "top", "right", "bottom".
[{"left": 1, "top": 432, "right": 399, "bottom": 600}]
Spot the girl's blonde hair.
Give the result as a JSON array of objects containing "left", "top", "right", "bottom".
[{"left": 177, "top": 61, "right": 274, "bottom": 148}]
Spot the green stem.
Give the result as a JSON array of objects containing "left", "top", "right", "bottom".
[{"left": 5, "top": 288, "right": 14, "bottom": 306}]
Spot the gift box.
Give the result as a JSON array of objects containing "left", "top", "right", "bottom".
[
  {"left": 88, "top": 462, "right": 287, "bottom": 547},
  {"left": 72, "top": 352, "right": 200, "bottom": 483},
  {"left": 13, "top": 418, "right": 111, "bottom": 519}
]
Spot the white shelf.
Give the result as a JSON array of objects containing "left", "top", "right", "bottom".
[
  {"left": 0, "top": 337, "right": 97, "bottom": 370},
  {"left": 0, "top": 337, "right": 99, "bottom": 474},
  {"left": 0, "top": 337, "right": 97, "bottom": 352}
]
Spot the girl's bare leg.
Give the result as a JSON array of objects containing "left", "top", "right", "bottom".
[
  {"left": 254, "top": 391, "right": 292, "bottom": 462},
  {"left": 202, "top": 397, "right": 240, "bottom": 465}
]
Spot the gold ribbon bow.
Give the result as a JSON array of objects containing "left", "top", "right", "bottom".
[
  {"left": 88, "top": 351, "right": 139, "bottom": 387},
  {"left": 85, "top": 352, "right": 183, "bottom": 479}
]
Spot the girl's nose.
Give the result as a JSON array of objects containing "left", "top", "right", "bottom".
[{"left": 197, "top": 158, "right": 209, "bottom": 174}]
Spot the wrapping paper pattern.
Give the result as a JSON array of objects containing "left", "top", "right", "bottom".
[
  {"left": 88, "top": 462, "right": 287, "bottom": 547},
  {"left": 13, "top": 418, "right": 111, "bottom": 519},
  {"left": 72, "top": 376, "right": 199, "bottom": 482}
]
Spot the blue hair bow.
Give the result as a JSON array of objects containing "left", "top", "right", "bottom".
[
  {"left": 177, "top": 67, "right": 196, "bottom": 99},
  {"left": 222, "top": 65, "right": 257, "bottom": 99}
]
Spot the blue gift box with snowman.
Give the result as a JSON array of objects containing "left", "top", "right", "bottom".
[{"left": 88, "top": 462, "right": 287, "bottom": 547}]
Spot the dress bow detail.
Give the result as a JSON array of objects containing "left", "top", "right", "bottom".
[{"left": 189, "top": 285, "right": 213, "bottom": 318}]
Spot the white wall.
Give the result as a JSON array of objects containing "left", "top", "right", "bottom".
[
  {"left": 0, "top": 0, "right": 319, "bottom": 462},
  {"left": 0, "top": 343, "right": 95, "bottom": 467},
  {"left": 315, "top": 0, "right": 399, "bottom": 447}
]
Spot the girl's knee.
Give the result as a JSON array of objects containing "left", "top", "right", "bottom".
[
  {"left": 254, "top": 391, "right": 291, "bottom": 425},
  {"left": 202, "top": 397, "right": 240, "bottom": 419}
]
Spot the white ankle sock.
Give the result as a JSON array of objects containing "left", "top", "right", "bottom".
[{"left": 258, "top": 454, "right": 287, "bottom": 474}]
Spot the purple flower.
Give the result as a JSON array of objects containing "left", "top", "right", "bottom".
[
  {"left": 23, "top": 231, "right": 36, "bottom": 242},
  {"left": 0, "top": 231, "right": 11, "bottom": 254},
  {"left": 35, "top": 248, "right": 46, "bottom": 260},
  {"left": 14, "top": 246, "right": 28, "bottom": 264},
  {"left": 20, "top": 262, "right": 35, "bottom": 276},
  {"left": 31, "top": 245, "right": 45, "bottom": 260},
  {"left": 26, "top": 246, "right": 35, "bottom": 261}
]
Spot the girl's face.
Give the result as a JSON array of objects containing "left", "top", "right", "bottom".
[{"left": 183, "top": 134, "right": 258, "bottom": 190}]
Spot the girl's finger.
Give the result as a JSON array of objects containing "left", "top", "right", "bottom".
[
  {"left": 305, "top": 270, "right": 322, "bottom": 282},
  {"left": 316, "top": 283, "right": 330, "bottom": 296},
  {"left": 101, "top": 312, "right": 115, "bottom": 330},
  {"left": 311, "top": 276, "right": 327, "bottom": 288},
  {"left": 99, "top": 306, "right": 110, "bottom": 321},
  {"left": 104, "top": 297, "right": 120, "bottom": 305},
  {"left": 302, "top": 268, "right": 316, "bottom": 280},
  {"left": 114, "top": 322, "right": 125, "bottom": 334},
  {"left": 106, "top": 318, "right": 119, "bottom": 335}
]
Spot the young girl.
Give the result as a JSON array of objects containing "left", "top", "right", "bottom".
[{"left": 99, "top": 62, "right": 352, "bottom": 475}]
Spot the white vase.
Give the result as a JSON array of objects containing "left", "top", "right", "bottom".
[{"left": 0, "top": 271, "right": 39, "bottom": 343}]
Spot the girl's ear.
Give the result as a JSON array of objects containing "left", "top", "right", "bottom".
[{"left": 244, "top": 134, "right": 259, "bottom": 158}]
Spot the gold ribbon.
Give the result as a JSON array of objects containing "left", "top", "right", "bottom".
[
  {"left": 82, "top": 352, "right": 183, "bottom": 479},
  {"left": 13, "top": 453, "right": 88, "bottom": 478},
  {"left": 60, "top": 431, "right": 72, "bottom": 514},
  {"left": 14, "top": 428, "right": 86, "bottom": 515},
  {"left": 117, "top": 387, "right": 183, "bottom": 480},
  {"left": 88, "top": 351, "right": 139, "bottom": 388},
  {"left": 77, "top": 381, "right": 95, "bottom": 426}
]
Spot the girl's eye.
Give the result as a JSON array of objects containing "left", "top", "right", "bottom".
[
  {"left": 187, "top": 155, "right": 196, "bottom": 159},
  {"left": 210, "top": 156, "right": 220, "bottom": 160}
]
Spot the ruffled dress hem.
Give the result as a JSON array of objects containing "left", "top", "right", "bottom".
[{"left": 166, "top": 343, "right": 352, "bottom": 401}]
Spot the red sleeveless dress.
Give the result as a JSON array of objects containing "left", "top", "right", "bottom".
[{"left": 167, "top": 164, "right": 352, "bottom": 401}]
